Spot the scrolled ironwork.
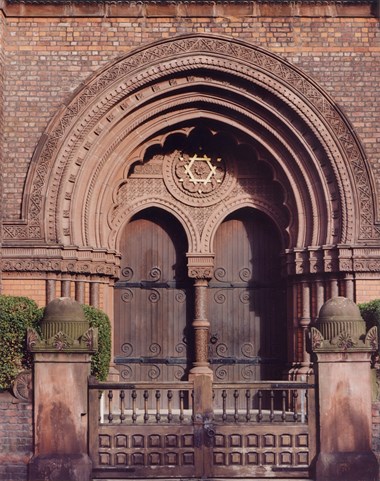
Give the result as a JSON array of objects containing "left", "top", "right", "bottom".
[
  {"left": 148, "top": 343, "right": 162, "bottom": 356},
  {"left": 175, "top": 290, "right": 186, "bottom": 303},
  {"left": 214, "top": 267, "right": 227, "bottom": 281},
  {"left": 241, "top": 364, "right": 257, "bottom": 380},
  {"left": 149, "top": 267, "right": 162, "bottom": 282},
  {"left": 120, "top": 366, "right": 133, "bottom": 380},
  {"left": 239, "top": 267, "right": 252, "bottom": 282},
  {"left": 239, "top": 291, "right": 250, "bottom": 304},
  {"left": 121, "top": 343, "right": 133, "bottom": 356},
  {"left": 175, "top": 342, "right": 186, "bottom": 354},
  {"left": 147, "top": 365, "right": 161, "bottom": 380},
  {"left": 148, "top": 289, "right": 161, "bottom": 303},
  {"left": 121, "top": 289, "right": 133, "bottom": 303},
  {"left": 121, "top": 267, "right": 133, "bottom": 280},
  {"left": 215, "top": 343, "right": 229, "bottom": 358},
  {"left": 214, "top": 290, "right": 226, "bottom": 304},
  {"left": 215, "top": 365, "right": 228, "bottom": 380},
  {"left": 241, "top": 342, "right": 256, "bottom": 358}
]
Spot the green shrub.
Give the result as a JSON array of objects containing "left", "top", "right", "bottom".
[
  {"left": 359, "top": 298, "right": 380, "bottom": 347},
  {"left": 0, "top": 295, "right": 42, "bottom": 390},
  {"left": 83, "top": 304, "right": 111, "bottom": 381},
  {"left": 0, "top": 296, "right": 111, "bottom": 389}
]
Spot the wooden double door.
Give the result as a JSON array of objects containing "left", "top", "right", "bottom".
[{"left": 114, "top": 207, "right": 286, "bottom": 384}]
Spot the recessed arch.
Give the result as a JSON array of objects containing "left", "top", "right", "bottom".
[{"left": 15, "top": 33, "right": 376, "bottom": 256}]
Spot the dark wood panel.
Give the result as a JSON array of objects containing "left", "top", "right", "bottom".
[
  {"left": 210, "top": 208, "right": 286, "bottom": 381},
  {"left": 114, "top": 208, "right": 191, "bottom": 382}
]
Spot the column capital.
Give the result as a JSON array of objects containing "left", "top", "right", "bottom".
[{"left": 187, "top": 253, "right": 214, "bottom": 279}]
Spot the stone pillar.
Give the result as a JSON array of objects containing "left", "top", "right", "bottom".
[
  {"left": 27, "top": 297, "right": 98, "bottom": 481},
  {"left": 311, "top": 296, "right": 378, "bottom": 481},
  {"left": 187, "top": 254, "right": 214, "bottom": 378}
]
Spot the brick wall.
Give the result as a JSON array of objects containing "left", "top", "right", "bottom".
[
  {"left": 1, "top": 4, "right": 379, "bottom": 220},
  {"left": 0, "top": 9, "right": 5, "bottom": 294},
  {"left": 373, "top": 401, "right": 380, "bottom": 475},
  {"left": 0, "top": 392, "right": 32, "bottom": 481}
]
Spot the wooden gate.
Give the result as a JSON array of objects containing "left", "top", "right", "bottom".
[
  {"left": 89, "top": 378, "right": 316, "bottom": 479},
  {"left": 104, "top": 203, "right": 315, "bottom": 479}
]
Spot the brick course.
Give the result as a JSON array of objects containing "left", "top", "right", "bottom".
[
  {"left": 0, "top": 392, "right": 32, "bottom": 481},
  {"left": 1, "top": 8, "right": 379, "bottom": 220}
]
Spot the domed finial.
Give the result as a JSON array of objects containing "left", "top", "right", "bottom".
[
  {"left": 27, "top": 297, "right": 97, "bottom": 352},
  {"left": 311, "top": 297, "right": 377, "bottom": 352}
]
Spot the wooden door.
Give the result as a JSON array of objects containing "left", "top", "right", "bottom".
[
  {"left": 209, "top": 208, "right": 286, "bottom": 383},
  {"left": 114, "top": 208, "right": 193, "bottom": 382}
]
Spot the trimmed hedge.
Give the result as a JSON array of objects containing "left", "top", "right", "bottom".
[
  {"left": 0, "top": 295, "right": 111, "bottom": 389},
  {"left": 0, "top": 295, "right": 42, "bottom": 390},
  {"left": 83, "top": 304, "right": 111, "bottom": 382}
]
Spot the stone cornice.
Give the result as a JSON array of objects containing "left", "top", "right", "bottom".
[
  {"left": 5, "top": 0, "right": 374, "bottom": 4},
  {"left": 285, "top": 245, "right": 380, "bottom": 276},
  {"left": 1, "top": 245, "right": 121, "bottom": 278},
  {"left": 1, "top": 0, "right": 375, "bottom": 17}
]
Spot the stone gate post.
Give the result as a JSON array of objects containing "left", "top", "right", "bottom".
[
  {"left": 311, "top": 296, "right": 378, "bottom": 481},
  {"left": 27, "top": 297, "right": 98, "bottom": 481}
]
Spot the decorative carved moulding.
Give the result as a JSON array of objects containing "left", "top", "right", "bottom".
[
  {"left": 27, "top": 327, "right": 98, "bottom": 353},
  {"left": 11, "top": 34, "right": 374, "bottom": 252},
  {"left": 187, "top": 253, "right": 214, "bottom": 279},
  {"left": 12, "top": 370, "right": 33, "bottom": 403},
  {"left": 310, "top": 326, "right": 377, "bottom": 353},
  {"left": 0, "top": 246, "right": 121, "bottom": 278},
  {"left": 285, "top": 246, "right": 380, "bottom": 276}
]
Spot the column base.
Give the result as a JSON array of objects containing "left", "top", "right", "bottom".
[
  {"left": 28, "top": 453, "right": 92, "bottom": 481},
  {"left": 316, "top": 451, "right": 378, "bottom": 481}
]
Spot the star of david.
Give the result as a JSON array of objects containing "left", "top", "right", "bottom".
[{"left": 180, "top": 153, "right": 222, "bottom": 193}]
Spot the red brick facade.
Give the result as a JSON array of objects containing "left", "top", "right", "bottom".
[{"left": 0, "top": 2, "right": 380, "bottom": 477}]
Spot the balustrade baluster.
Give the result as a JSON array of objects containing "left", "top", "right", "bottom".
[
  {"left": 269, "top": 390, "right": 275, "bottom": 422},
  {"left": 132, "top": 389, "right": 137, "bottom": 423},
  {"left": 245, "top": 389, "right": 251, "bottom": 421},
  {"left": 222, "top": 390, "right": 227, "bottom": 422},
  {"left": 120, "top": 390, "right": 125, "bottom": 423},
  {"left": 257, "top": 390, "right": 263, "bottom": 422},
  {"left": 234, "top": 390, "right": 239, "bottom": 422},
  {"left": 293, "top": 390, "right": 299, "bottom": 422},
  {"left": 167, "top": 390, "right": 173, "bottom": 423},
  {"left": 179, "top": 390, "right": 185, "bottom": 422},
  {"left": 107, "top": 390, "right": 113, "bottom": 423},
  {"left": 144, "top": 390, "right": 149, "bottom": 423},
  {"left": 281, "top": 390, "right": 286, "bottom": 422},
  {"left": 155, "top": 390, "right": 161, "bottom": 422}
]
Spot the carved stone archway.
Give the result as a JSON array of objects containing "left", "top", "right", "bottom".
[
  {"left": 6, "top": 34, "right": 374, "bottom": 249},
  {"left": 2, "top": 34, "right": 377, "bottom": 368}
]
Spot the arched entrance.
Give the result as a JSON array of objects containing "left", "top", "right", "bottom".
[{"left": 11, "top": 33, "right": 375, "bottom": 479}]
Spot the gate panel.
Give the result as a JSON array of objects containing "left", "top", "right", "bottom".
[
  {"left": 89, "top": 381, "right": 201, "bottom": 479},
  {"left": 89, "top": 379, "right": 316, "bottom": 479}
]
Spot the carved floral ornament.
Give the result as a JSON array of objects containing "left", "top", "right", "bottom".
[
  {"left": 310, "top": 325, "right": 378, "bottom": 352},
  {"left": 3, "top": 35, "right": 377, "bottom": 262},
  {"left": 27, "top": 326, "right": 98, "bottom": 353}
]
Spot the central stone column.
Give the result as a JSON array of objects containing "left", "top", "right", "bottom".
[
  {"left": 311, "top": 296, "right": 378, "bottom": 481},
  {"left": 187, "top": 254, "right": 214, "bottom": 377}
]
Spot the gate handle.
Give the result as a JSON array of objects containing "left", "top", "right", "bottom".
[{"left": 204, "top": 423, "right": 216, "bottom": 438}]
